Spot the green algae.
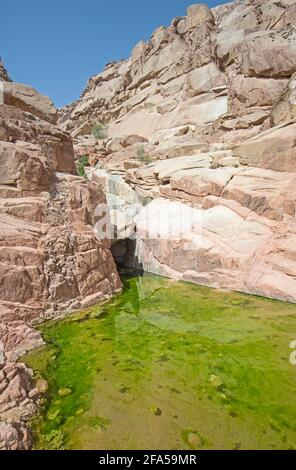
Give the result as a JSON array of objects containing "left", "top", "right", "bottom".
[{"left": 23, "top": 270, "right": 296, "bottom": 450}]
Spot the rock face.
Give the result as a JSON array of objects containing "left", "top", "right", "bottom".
[
  {"left": 3, "top": 82, "right": 58, "bottom": 125},
  {"left": 0, "top": 421, "right": 32, "bottom": 450},
  {"left": 1, "top": 0, "right": 296, "bottom": 450},
  {"left": 91, "top": 158, "right": 296, "bottom": 304},
  {"left": 0, "top": 72, "right": 121, "bottom": 448},
  {"left": 234, "top": 121, "right": 296, "bottom": 172},
  {"left": 0, "top": 62, "right": 10, "bottom": 82},
  {"left": 270, "top": 72, "right": 296, "bottom": 126},
  {"left": 61, "top": 0, "right": 296, "bottom": 305},
  {"left": 60, "top": 0, "right": 296, "bottom": 163},
  {"left": 0, "top": 82, "right": 121, "bottom": 321}
]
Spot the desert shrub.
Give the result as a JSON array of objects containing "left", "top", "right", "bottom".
[
  {"left": 76, "top": 155, "right": 89, "bottom": 177},
  {"left": 92, "top": 121, "right": 108, "bottom": 140},
  {"left": 136, "top": 145, "right": 152, "bottom": 164}
]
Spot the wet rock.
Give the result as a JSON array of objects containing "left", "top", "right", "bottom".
[
  {"left": 187, "top": 432, "right": 203, "bottom": 449},
  {"left": 58, "top": 388, "right": 72, "bottom": 397},
  {"left": 149, "top": 406, "right": 162, "bottom": 416},
  {"left": 36, "top": 379, "right": 48, "bottom": 393}
]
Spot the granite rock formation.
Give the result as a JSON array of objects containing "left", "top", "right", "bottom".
[
  {"left": 0, "top": 62, "right": 10, "bottom": 82},
  {"left": 1, "top": 0, "right": 296, "bottom": 449},
  {"left": 60, "top": 0, "right": 296, "bottom": 303},
  {"left": 0, "top": 67, "right": 121, "bottom": 449}
]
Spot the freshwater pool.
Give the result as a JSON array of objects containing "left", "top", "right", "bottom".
[{"left": 23, "top": 270, "right": 296, "bottom": 450}]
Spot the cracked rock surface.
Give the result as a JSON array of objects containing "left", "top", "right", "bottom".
[
  {"left": 63, "top": 0, "right": 296, "bottom": 304},
  {"left": 0, "top": 65, "right": 121, "bottom": 450}
]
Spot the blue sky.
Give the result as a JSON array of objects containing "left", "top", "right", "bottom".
[{"left": 0, "top": 0, "right": 229, "bottom": 108}]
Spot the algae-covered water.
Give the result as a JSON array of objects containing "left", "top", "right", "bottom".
[{"left": 23, "top": 270, "right": 296, "bottom": 450}]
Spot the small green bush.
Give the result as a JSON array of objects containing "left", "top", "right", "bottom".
[
  {"left": 76, "top": 155, "right": 89, "bottom": 178},
  {"left": 136, "top": 145, "right": 152, "bottom": 164},
  {"left": 92, "top": 121, "right": 108, "bottom": 140}
]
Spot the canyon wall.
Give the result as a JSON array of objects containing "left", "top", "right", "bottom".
[
  {"left": 1, "top": 0, "right": 296, "bottom": 448},
  {"left": 0, "top": 70, "right": 121, "bottom": 449},
  {"left": 60, "top": 0, "right": 296, "bottom": 303},
  {"left": 0, "top": 62, "right": 10, "bottom": 82}
]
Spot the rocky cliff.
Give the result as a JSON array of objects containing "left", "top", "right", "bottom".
[
  {"left": 60, "top": 0, "right": 296, "bottom": 304},
  {"left": 1, "top": 0, "right": 296, "bottom": 449},
  {"left": 0, "top": 67, "right": 121, "bottom": 449},
  {"left": 0, "top": 62, "right": 10, "bottom": 82},
  {"left": 60, "top": 0, "right": 296, "bottom": 162}
]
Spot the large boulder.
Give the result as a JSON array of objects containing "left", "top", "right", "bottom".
[
  {"left": 186, "top": 63, "right": 227, "bottom": 97},
  {"left": 234, "top": 122, "right": 296, "bottom": 172},
  {"left": 228, "top": 31, "right": 296, "bottom": 78},
  {"left": 270, "top": 72, "right": 296, "bottom": 126},
  {"left": 0, "top": 321, "right": 44, "bottom": 362},
  {"left": 3, "top": 82, "right": 57, "bottom": 124},
  {"left": 0, "top": 105, "right": 75, "bottom": 174},
  {"left": 186, "top": 4, "right": 215, "bottom": 29},
  {"left": 0, "top": 141, "right": 51, "bottom": 192},
  {"left": 229, "top": 75, "right": 287, "bottom": 115}
]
